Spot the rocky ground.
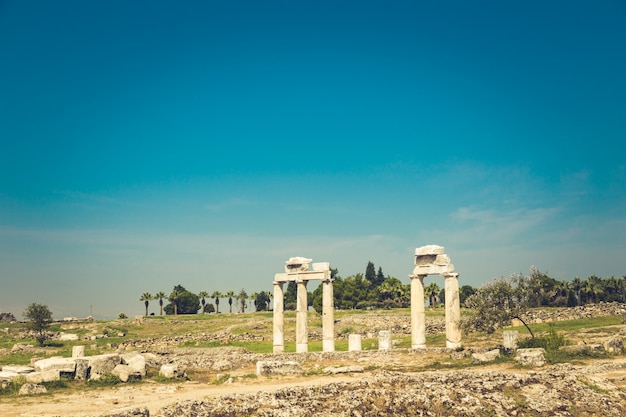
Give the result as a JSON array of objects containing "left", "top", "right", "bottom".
[{"left": 3, "top": 304, "right": 626, "bottom": 416}]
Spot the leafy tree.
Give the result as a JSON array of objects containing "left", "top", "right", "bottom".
[
  {"left": 154, "top": 291, "right": 166, "bottom": 316},
  {"left": 464, "top": 273, "right": 534, "bottom": 337},
  {"left": 459, "top": 285, "right": 476, "bottom": 305},
  {"left": 254, "top": 291, "right": 271, "bottom": 311},
  {"left": 198, "top": 291, "right": 209, "bottom": 314},
  {"left": 164, "top": 286, "right": 200, "bottom": 315},
  {"left": 284, "top": 282, "right": 297, "bottom": 310},
  {"left": 212, "top": 291, "right": 223, "bottom": 314},
  {"left": 23, "top": 303, "right": 53, "bottom": 346},
  {"left": 140, "top": 292, "right": 153, "bottom": 316}
]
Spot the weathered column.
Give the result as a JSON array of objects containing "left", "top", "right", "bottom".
[
  {"left": 410, "top": 275, "right": 426, "bottom": 349},
  {"left": 444, "top": 273, "right": 462, "bottom": 349},
  {"left": 322, "top": 279, "right": 335, "bottom": 352},
  {"left": 296, "top": 279, "right": 309, "bottom": 353},
  {"left": 273, "top": 281, "right": 285, "bottom": 353}
]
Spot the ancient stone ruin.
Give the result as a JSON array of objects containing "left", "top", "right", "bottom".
[
  {"left": 273, "top": 257, "right": 333, "bottom": 353},
  {"left": 410, "top": 245, "right": 461, "bottom": 349},
  {"left": 272, "top": 246, "right": 461, "bottom": 353}
]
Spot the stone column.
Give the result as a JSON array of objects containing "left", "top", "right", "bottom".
[
  {"left": 296, "top": 279, "right": 309, "bottom": 353},
  {"left": 322, "top": 279, "right": 335, "bottom": 352},
  {"left": 273, "top": 281, "right": 285, "bottom": 353},
  {"left": 444, "top": 273, "right": 462, "bottom": 349},
  {"left": 410, "top": 275, "right": 426, "bottom": 349},
  {"left": 379, "top": 330, "right": 392, "bottom": 351}
]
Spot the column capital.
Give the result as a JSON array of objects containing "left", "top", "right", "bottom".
[
  {"left": 443, "top": 273, "right": 460, "bottom": 279},
  {"left": 409, "top": 274, "right": 426, "bottom": 280}
]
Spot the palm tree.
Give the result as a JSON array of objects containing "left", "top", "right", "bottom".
[
  {"left": 250, "top": 292, "right": 259, "bottom": 311},
  {"left": 212, "top": 291, "right": 222, "bottom": 314},
  {"left": 168, "top": 288, "right": 182, "bottom": 315},
  {"left": 140, "top": 292, "right": 153, "bottom": 316},
  {"left": 571, "top": 277, "right": 584, "bottom": 306},
  {"left": 226, "top": 290, "right": 235, "bottom": 313},
  {"left": 154, "top": 291, "right": 166, "bottom": 316},
  {"left": 198, "top": 291, "right": 209, "bottom": 314},
  {"left": 425, "top": 282, "right": 440, "bottom": 308},
  {"left": 237, "top": 288, "right": 248, "bottom": 313}
]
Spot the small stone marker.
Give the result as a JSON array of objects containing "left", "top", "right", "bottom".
[
  {"left": 72, "top": 345, "right": 85, "bottom": 358},
  {"left": 348, "top": 334, "right": 362, "bottom": 351},
  {"left": 378, "top": 330, "right": 392, "bottom": 351},
  {"left": 503, "top": 331, "right": 519, "bottom": 350}
]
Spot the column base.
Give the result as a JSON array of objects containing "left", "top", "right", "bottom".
[
  {"left": 322, "top": 339, "right": 335, "bottom": 352},
  {"left": 412, "top": 343, "right": 426, "bottom": 350},
  {"left": 446, "top": 340, "right": 462, "bottom": 349},
  {"left": 296, "top": 343, "right": 308, "bottom": 353},
  {"left": 273, "top": 345, "right": 284, "bottom": 353}
]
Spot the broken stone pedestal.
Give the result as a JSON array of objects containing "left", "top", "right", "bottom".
[
  {"left": 378, "top": 330, "right": 392, "bottom": 351},
  {"left": 348, "top": 334, "right": 362, "bottom": 352},
  {"left": 503, "top": 331, "right": 519, "bottom": 350}
]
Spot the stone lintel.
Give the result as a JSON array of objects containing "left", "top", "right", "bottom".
[
  {"left": 414, "top": 245, "right": 445, "bottom": 256},
  {"left": 274, "top": 270, "right": 330, "bottom": 283},
  {"left": 412, "top": 263, "right": 455, "bottom": 275}
]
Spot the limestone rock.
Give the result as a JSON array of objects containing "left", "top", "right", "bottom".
[
  {"left": 515, "top": 348, "right": 546, "bottom": 367},
  {"left": 33, "top": 357, "right": 76, "bottom": 373},
  {"left": 471, "top": 349, "right": 500, "bottom": 363},
  {"left": 603, "top": 336, "right": 624, "bottom": 354},
  {"left": 112, "top": 364, "right": 131, "bottom": 382},
  {"left": 2, "top": 365, "right": 34, "bottom": 374},
  {"left": 88, "top": 353, "right": 121, "bottom": 379},
  {"left": 18, "top": 383, "right": 47, "bottom": 395},
  {"left": 25, "top": 369, "right": 60, "bottom": 383},
  {"left": 121, "top": 352, "right": 147, "bottom": 377},
  {"left": 323, "top": 365, "right": 364, "bottom": 374},
  {"left": 256, "top": 360, "right": 302, "bottom": 376},
  {"left": 159, "top": 363, "right": 187, "bottom": 379}
]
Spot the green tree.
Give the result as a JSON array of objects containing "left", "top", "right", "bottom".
[
  {"left": 23, "top": 303, "right": 53, "bottom": 346},
  {"left": 284, "top": 282, "right": 297, "bottom": 310},
  {"left": 212, "top": 291, "right": 223, "bottom": 314},
  {"left": 165, "top": 285, "right": 200, "bottom": 315},
  {"left": 464, "top": 273, "right": 534, "bottom": 337},
  {"left": 459, "top": 285, "right": 476, "bottom": 305},
  {"left": 375, "top": 267, "right": 386, "bottom": 287},
  {"left": 365, "top": 262, "right": 377, "bottom": 286},
  {"left": 154, "top": 291, "right": 166, "bottom": 316},
  {"left": 226, "top": 290, "right": 235, "bottom": 313},
  {"left": 254, "top": 291, "right": 271, "bottom": 311},
  {"left": 140, "top": 292, "right": 153, "bottom": 316},
  {"left": 198, "top": 291, "right": 209, "bottom": 314}
]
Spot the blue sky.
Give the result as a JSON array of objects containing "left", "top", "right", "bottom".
[{"left": 1, "top": 1, "right": 625, "bottom": 319}]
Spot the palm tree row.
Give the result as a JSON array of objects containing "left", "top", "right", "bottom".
[{"left": 139, "top": 288, "right": 257, "bottom": 316}]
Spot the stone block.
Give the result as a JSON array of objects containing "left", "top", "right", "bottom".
[
  {"left": 58, "top": 333, "right": 79, "bottom": 341},
  {"left": 33, "top": 357, "right": 76, "bottom": 373},
  {"left": 378, "top": 330, "right": 392, "bottom": 351},
  {"left": 603, "top": 337, "right": 624, "bottom": 354},
  {"left": 312, "top": 262, "right": 330, "bottom": 271},
  {"left": 415, "top": 245, "right": 445, "bottom": 256},
  {"left": 72, "top": 345, "right": 85, "bottom": 358},
  {"left": 112, "top": 364, "right": 131, "bottom": 382},
  {"left": 2, "top": 365, "right": 34, "bottom": 374},
  {"left": 121, "top": 352, "right": 146, "bottom": 377},
  {"left": 285, "top": 257, "right": 312, "bottom": 272},
  {"left": 472, "top": 349, "right": 500, "bottom": 363},
  {"left": 503, "top": 331, "right": 519, "bottom": 350},
  {"left": 256, "top": 360, "right": 302, "bottom": 377},
  {"left": 75, "top": 359, "right": 90, "bottom": 380},
  {"left": 88, "top": 354, "right": 121, "bottom": 379},
  {"left": 515, "top": 348, "right": 546, "bottom": 367},
  {"left": 25, "top": 369, "right": 60, "bottom": 383},
  {"left": 323, "top": 365, "right": 364, "bottom": 374},
  {"left": 159, "top": 363, "right": 186, "bottom": 379},
  {"left": 348, "top": 334, "right": 362, "bottom": 352},
  {"left": 18, "top": 382, "right": 47, "bottom": 395},
  {"left": 0, "top": 371, "right": 19, "bottom": 380}
]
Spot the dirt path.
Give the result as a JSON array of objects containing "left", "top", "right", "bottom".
[{"left": 1, "top": 374, "right": 360, "bottom": 417}]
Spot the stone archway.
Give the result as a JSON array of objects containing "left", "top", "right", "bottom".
[
  {"left": 273, "top": 257, "right": 334, "bottom": 353},
  {"left": 409, "top": 245, "right": 461, "bottom": 349}
]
